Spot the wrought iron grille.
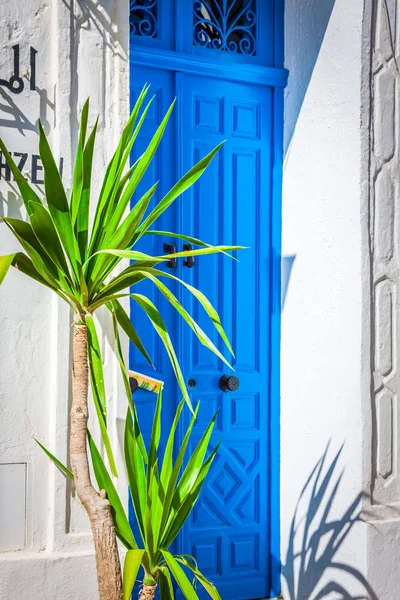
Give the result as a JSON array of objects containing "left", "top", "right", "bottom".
[
  {"left": 193, "top": 0, "right": 257, "bottom": 55},
  {"left": 130, "top": 0, "right": 158, "bottom": 38}
]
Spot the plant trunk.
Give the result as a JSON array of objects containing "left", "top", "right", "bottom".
[
  {"left": 139, "top": 584, "right": 157, "bottom": 600},
  {"left": 70, "top": 321, "right": 123, "bottom": 600}
]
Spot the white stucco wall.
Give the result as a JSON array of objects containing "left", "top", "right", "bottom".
[
  {"left": 281, "top": 0, "right": 370, "bottom": 598},
  {"left": 283, "top": 0, "right": 400, "bottom": 597},
  {"left": 0, "top": 2, "right": 129, "bottom": 598}
]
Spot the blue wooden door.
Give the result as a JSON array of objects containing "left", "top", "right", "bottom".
[
  {"left": 129, "top": 2, "right": 285, "bottom": 598},
  {"left": 178, "top": 75, "right": 272, "bottom": 600}
]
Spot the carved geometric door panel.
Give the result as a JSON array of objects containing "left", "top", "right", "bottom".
[
  {"left": 129, "top": 1, "right": 284, "bottom": 598},
  {"left": 178, "top": 76, "right": 272, "bottom": 599}
]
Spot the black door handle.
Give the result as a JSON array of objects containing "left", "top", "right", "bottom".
[
  {"left": 219, "top": 375, "right": 240, "bottom": 392},
  {"left": 164, "top": 243, "right": 177, "bottom": 269},
  {"left": 183, "top": 244, "right": 194, "bottom": 268}
]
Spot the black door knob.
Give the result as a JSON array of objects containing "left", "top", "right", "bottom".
[
  {"left": 129, "top": 376, "right": 139, "bottom": 394},
  {"left": 219, "top": 375, "right": 240, "bottom": 392}
]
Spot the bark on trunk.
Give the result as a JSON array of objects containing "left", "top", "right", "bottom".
[
  {"left": 139, "top": 584, "right": 157, "bottom": 600},
  {"left": 70, "top": 321, "right": 123, "bottom": 600}
]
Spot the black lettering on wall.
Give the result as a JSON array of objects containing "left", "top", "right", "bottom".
[
  {"left": 0, "top": 151, "right": 64, "bottom": 184},
  {"left": 30, "top": 47, "right": 37, "bottom": 91},
  {"left": 31, "top": 154, "right": 43, "bottom": 184},
  {"left": 14, "top": 152, "right": 28, "bottom": 172},
  {"left": 0, "top": 152, "right": 11, "bottom": 181},
  {"left": 0, "top": 45, "right": 38, "bottom": 95}
]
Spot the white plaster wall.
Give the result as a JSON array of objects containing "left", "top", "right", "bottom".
[
  {"left": 0, "top": 1, "right": 129, "bottom": 598},
  {"left": 281, "top": 0, "right": 369, "bottom": 598}
]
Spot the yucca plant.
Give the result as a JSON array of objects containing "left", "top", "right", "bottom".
[
  {"left": 0, "top": 86, "right": 239, "bottom": 600},
  {"left": 42, "top": 389, "right": 221, "bottom": 600},
  {"left": 93, "top": 389, "right": 221, "bottom": 600}
]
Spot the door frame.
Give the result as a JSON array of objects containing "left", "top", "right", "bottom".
[{"left": 129, "top": 3, "right": 288, "bottom": 596}]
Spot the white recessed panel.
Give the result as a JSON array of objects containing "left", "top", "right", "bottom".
[{"left": 0, "top": 463, "right": 26, "bottom": 551}]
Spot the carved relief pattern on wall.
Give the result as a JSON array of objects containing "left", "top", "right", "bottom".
[{"left": 370, "top": 0, "right": 400, "bottom": 507}]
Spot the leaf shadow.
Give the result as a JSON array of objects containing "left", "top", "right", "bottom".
[{"left": 282, "top": 443, "right": 378, "bottom": 600}]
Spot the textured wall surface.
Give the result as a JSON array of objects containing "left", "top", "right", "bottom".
[
  {"left": 281, "top": 0, "right": 370, "bottom": 598},
  {"left": 0, "top": 2, "right": 129, "bottom": 598},
  {"left": 362, "top": 0, "right": 400, "bottom": 597},
  {"left": 365, "top": 0, "right": 400, "bottom": 512},
  {"left": 283, "top": 0, "right": 400, "bottom": 597}
]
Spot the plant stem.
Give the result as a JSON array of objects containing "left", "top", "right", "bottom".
[
  {"left": 139, "top": 584, "right": 157, "bottom": 600},
  {"left": 70, "top": 321, "right": 123, "bottom": 600}
]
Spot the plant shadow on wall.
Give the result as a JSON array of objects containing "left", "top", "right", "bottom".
[
  {"left": 0, "top": 72, "right": 54, "bottom": 135},
  {"left": 61, "top": 0, "right": 126, "bottom": 140},
  {"left": 282, "top": 444, "right": 378, "bottom": 600},
  {"left": 281, "top": 255, "right": 296, "bottom": 308}
]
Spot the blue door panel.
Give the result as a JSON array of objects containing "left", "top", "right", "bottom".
[
  {"left": 129, "top": 67, "right": 178, "bottom": 436},
  {"left": 176, "top": 75, "right": 272, "bottom": 599},
  {"left": 128, "top": 67, "right": 180, "bottom": 599}
]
